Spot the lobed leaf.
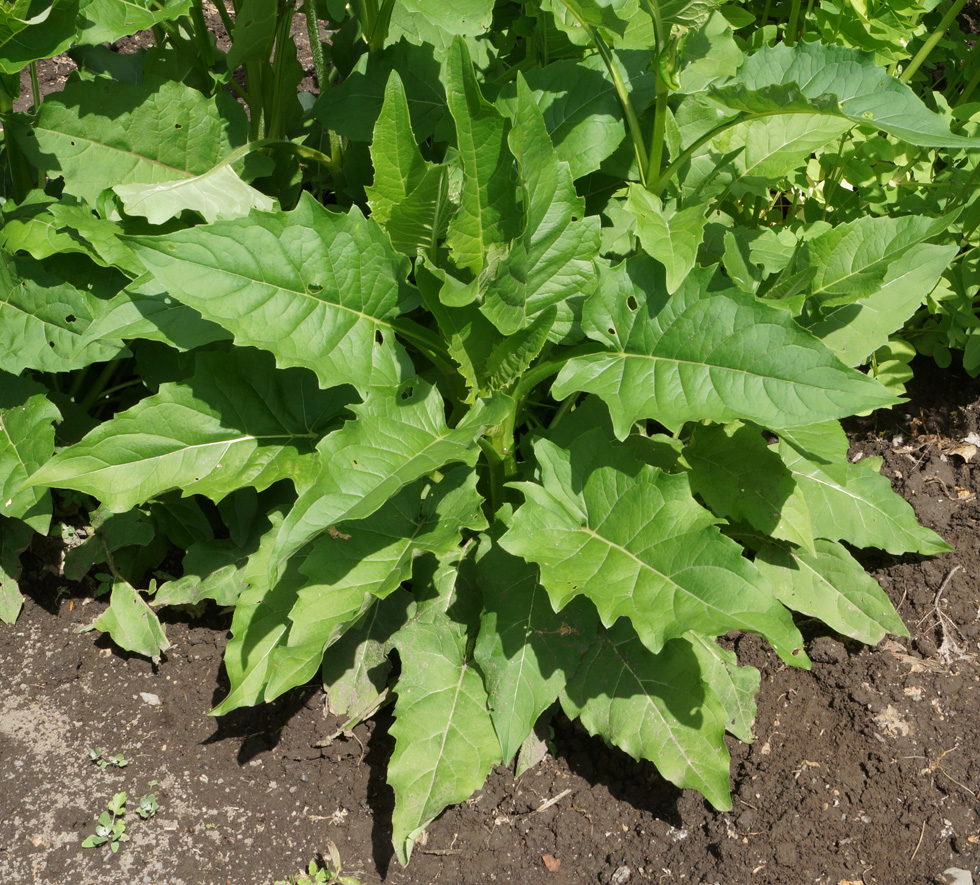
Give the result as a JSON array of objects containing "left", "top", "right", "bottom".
[
  {"left": 87, "top": 578, "right": 170, "bottom": 663},
  {"left": 553, "top": 259, "right": 898, "bottom": 439},
  {"left": 389, "top": 610, "right": 501, "bottom": 865},
  {"left": 502, "top": 432, "right": 807, "bottom": 664},
  {"left": 30, "top": 349, "right": 349, "bottom": 511},
  {"left": 132, "top": 194, "right": 416, "bottom": 396},
  {"left": 562, "top": 625, "right": 733, "bottom": 810}
]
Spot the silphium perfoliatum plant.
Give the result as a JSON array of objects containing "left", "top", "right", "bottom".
[{"left": 1, "top": 0, "right": 972, "bottom": 864}]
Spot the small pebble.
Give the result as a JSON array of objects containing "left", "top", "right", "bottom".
[
  {"left": 940, "top": 870, "right": 973, "bottom": 885},
  {"left": 140, "top": 692, "right": 161, "bottom": 706}
]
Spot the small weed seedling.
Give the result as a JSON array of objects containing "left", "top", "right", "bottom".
[
  {"left": 88, "top": 748, "right": 129, "bottom": 770},
  {"left": 274, "top": 841, "right": 364, "bottom": 885},
  {"left": 136, "top": 792, "right": 158, "bottom": 819},
  {"left": 81, "top": 792, "right": 129, "bottom": 854}
]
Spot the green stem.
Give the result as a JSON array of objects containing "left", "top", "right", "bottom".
[
  {"left": 786, "top": 0, "right": 802, "bottom": 46},
  {"left": 189, "top": 0, "right": 216, "bottom": 71},
  {"left": 554, "top": 0, "right": 649, "bottom": 185},
  {"left": 645, "top": 76, "right": 669, "bottom": 186},
  {"left": 1, "top": 73, "right": 33, "bottom": 202},
  {"left": 956, "top": 60, "right": 980, "bottom": 107},
  {"left": 29, "top": 62, "right": 40, "bottom": 111},
  {"left": 901, "top": 0, "right": 969, "bottom": 84},
  {"left": 303, "top": 0, "right": 328, "bottom": 90},
  {"left": 214, "top": 0, "right": 236, "bottom": 36},
  {"left": 79, "top": 361, "right": 123, "bottom": 413},
  {"left": 266, "top": 0, "right": 297, "bottom": 139}
]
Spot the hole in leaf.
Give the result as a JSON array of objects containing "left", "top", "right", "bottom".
[
  {"left": 626, "top": 295, "right": 638, "bottom": 311},
  {"left": 375, "top": 330, "right": 384, "bottom": 346},
  {"left": 69, "top": 140, "right": 76, "bottom": 147},
  {"left": 351, "top": 459, "right": 358, "bottom": 466},
  {"left": 65, "top": 314, "right": 76, "bottom": 323},
  {"left": 792, "top": 647, "right": 802, "bottom": 656},
  {"left": 48, "top": 341, "right": 55, "bottom": 348},
  {"left": 175, "top": 123, "right": 183, "bottom": 130},
  {"left": 607, "top": 327, "right": 615, "bottom": 336},
  {"left": 307, "top": 282, "right": 323, "bottom": 295},
  {"left": 400, "top": 386, "right": 414, "bottom": 400}
]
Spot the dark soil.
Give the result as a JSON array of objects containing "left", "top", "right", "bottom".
[{"left": 2, "top": 360, "right": 979, "bottom": 885}]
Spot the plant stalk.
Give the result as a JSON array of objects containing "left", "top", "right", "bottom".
[{"left": 901, "top": 0, "right": 970, "bottom": 84}]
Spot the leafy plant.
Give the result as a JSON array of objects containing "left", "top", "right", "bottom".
[
  {"left": 81, "top": 791, "right": 130, "bottom": 854},
  {"left": 87, "top": 747, "right": 129, "bottom": 770},
  {"left": 0, "top": 0, "right": 973, "bottom": 867},
  {"left": 274, "top": 842, "right": 365, "bottom": 885}
]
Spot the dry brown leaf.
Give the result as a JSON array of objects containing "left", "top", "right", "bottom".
[
  {"left": 542, "top": 854, "right": 561, "bottom": 872},
  {"left": 947, "top": 444, "right": 977, "bottom": 462}
]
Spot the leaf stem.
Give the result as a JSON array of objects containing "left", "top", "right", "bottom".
[
  {"left": 303, "top": 0, "right": 328, "bottom": 91},
  {"left": 901, "top": 0, "right": 969, "bottom": 84}
]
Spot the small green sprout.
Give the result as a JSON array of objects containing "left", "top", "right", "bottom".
[
  {"left": 81, "top": 792, "right": 130, "bottom": 854},
  {"left": 137, "top": 793, "right": 158, "bottom": 819},
  {"left": 88, "top": 747, "right": 128, "bottom": 770},
  {"left": 273, "top": 841, "right": 365, "bottom": 885}
]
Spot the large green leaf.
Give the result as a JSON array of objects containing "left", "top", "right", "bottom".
[
  {"left": 806, "top": 243, "right": 956, "bottom": 367},
  {"left": 687, "top": 633, "right": 759, "bottom": 743},
  {"left": 0, "top": 373, "right": 59, "bottom": 533},
  {"left": 225, "top": 0, "right": 275, "bottom": 69},
  {"left": 624, "top": 186, "right": 707, "bottom": 294},
  {"left": 711, "top": 41, "right": 980, "bottom": 149},
  {"left": 0, "top": 251, "right": 127, "bottom": 374},
  {"left": 30, "top": 349, "right": 350, "bottom": 511},
  {"left": 0, "top": 516, "right": 33, "bottom": 624},
  {"left": 552, "top": 259, "right": 898, "bottom": 439},
  {"left": 502, "top": 432, "right": 807, "bottom": 663},
  {"left": 87, "top": 578, "right": 170, "bottom": 663},
  {"left": 754, "top": 537, "right": 908, "bottom": 644},
  {"left": 389, "top": 610, "right": 501, "bottom": 865},
  {"left": 388, "top": 0, "right": 495, "bottom": 67},
  {"left": 480, "top": 77, "right": 600, "bottom": 335},
  {"left": 776, "top": 434, "right": 951, "bottom": 555},
  {"left": 366, "top": 73, "right": 451, "bottom": 257},
  {"left": 804, "top": 214, "right": 954, "bottom": 306},
  {"left": 0, "top": 0, "right": 76, "bottom": 74},
  {"left": 562, "top": 625, "right": 732, "bottom": 810},
  {"left": 683, "top": 421, "right": 814, "bottom": 553},
  {"left": 76, "top": 0, "right": 192, "bottom": 46},
  {"left": 113, "top": 163, "right": 276, "bottom": 225},
  {"left": 11, "top": 78, "right": 249, "bottom": 206},
  {"left": 444, "top": 37, "right": 520, "bottom": 275},
  {"left": 264, "top": 468, "right": 487, "bottom": 700},
  {"left": 313, "top": 39, "right": 447, "bottom": 143},
  {"left": 210, "top": 508, "right": 307, "bottom": 715},
  {"left": 472, "top": 533, "right": 598, "bottom": 764},
  {"left": 131, "top": 194, "right": 416, "bottom": 396},
  {"left": 496, "top": 52, "right": 658, "bottom": 180},
  {"left": 271, "top": 383, "right": 508, "bottom": 567}
]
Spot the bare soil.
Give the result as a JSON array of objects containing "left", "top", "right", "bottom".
[{"left": 2, "top": 360, "right": 979, "bottom": 885}]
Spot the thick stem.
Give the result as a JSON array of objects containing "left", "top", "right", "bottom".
[
  {"left": 645, "top": 76, "right": 669, "bottom": 186},
  {"left": 786, "top": 0, "right": 802, "bottom": 46},
  {"left": 303, "top": 0, "right": 328, "bottom": 90},
  {"left": 901, "top": 0, "right": 970, "bottom": 84}
]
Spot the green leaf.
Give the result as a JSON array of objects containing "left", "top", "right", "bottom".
[
  {"left": 88, "top": 578, "right": 170, "bottom": 663},
  {"left": 623, "top": 186, "right": 707, "bottom": 294},
  {"left": 805, "top": 214, "right": 956, "bottom": 306},
  {"left": 0, "top": 516, "right": 33, "bottom": 624},
  {"left": 75, "top": 0, "right": 192, "bottom": 46},
  {"left": 0, "top": 0, "right": 77, "bottom": 75},
  {"left": 0, "top": 372, "right": 59, "bottom": 533},
  {"left": 113, "top": 163, "right": 276, "bottom": 226},
  {"left": 806, "top": 243, "right": 956, "bottom": 367},
  {"left": 687, "top": 633, "right": 759, "bottom": 743},
  {"left": 388, "top": 0, "right": 495, "bottom": 67},
  {"left": 0, "top": 251, "right": 127, "bottom": 374},
  {"left": 502, "top": 432, "right": 807, "bottom": 663},
  {"left": 210, "top": 508, "right": 306, "bottom": 715},
  {"left": 30, "top": 349, "right": 350, "bottom": 511},
  {"left": 711, "top": 41, "right": 980, "bottom": 149},
  {"left": 480, "top": 77, "right": 600, "bottom": 335},
  {"left": 444, "top": 37, "right": 521, "bottom": 275},
  {"left": 11, "top": 78, "right": 250, "bottom": 206},
  {"left": 271, "top": 384, "right": 508, "bottom": 568},
  {"left": 552, "top": 259, "right": 898, "bottom": 439},
  {"left": 264, "top": 467, "right": 487, "bottom": 701},
  {"left": 496, "top": 51, "right": 659, "bottom": 180},
  {"left": 131, "top": 194, "right": 416, "bottom": 396},
  {"left": 776, "top": 435, "right": 951, "bottom": 555},
  {"left": 472, "top": 534, "right": 598, "bottom": 763},
  {"left": 321, "top": 590, "right": 412, "bottom": 719},
  {"left": 754, "top": 538, "right": 908, "bottom": 644},
  {"left": 389, "top": 609, "right": 501, "bottom": 865},
  {"left": 562, "top": 625, "right": 732, "bottom": 810},
  {"left": 313, "top": 39, "right": 447, "bottom": 144},
  {"left": 683, "top": 421, "right": 814, "bottom": 553},
  {"left": 225, "top": 0, "right": 275, "bottom": 69},
  {"left": 366, "top": 73, "right": 452, "bottom": 257}
]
